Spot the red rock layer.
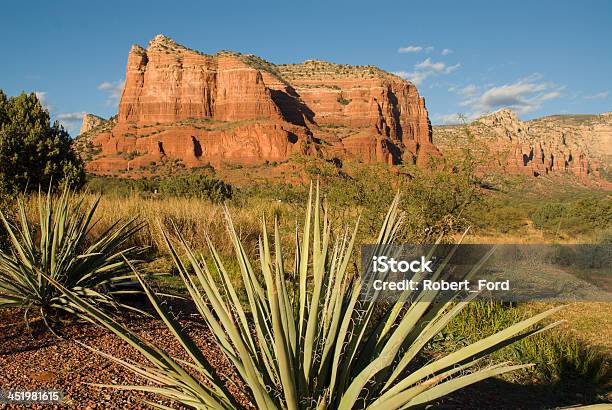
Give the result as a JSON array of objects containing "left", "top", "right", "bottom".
[
  {"left": 85, "top": 35, "right": 438, "bottom": 174},
  {"left": 276, "top": 60, "right": 436, "bottom": 165},
  {"left": 433, "top": 109, "right": 609, "bottom": 179}
]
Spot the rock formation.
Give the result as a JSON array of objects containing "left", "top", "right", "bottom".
[
  {"left": 433, "top": 109, "right": 611, "bottom": 179},
  {"left": 78, "top": 35, "right": 438, "bottom": 175},
  {"left": 79, "top": 114, "right": 106, "bottom": 135}
]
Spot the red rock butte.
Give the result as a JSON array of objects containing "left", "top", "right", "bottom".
[
  {"left": 433, "top": 109, "right": 611, "bottom": 181},
  {"left": 82, "top": 34, "right": 439, "bottom": 174}
]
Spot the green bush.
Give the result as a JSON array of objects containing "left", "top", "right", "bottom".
[
  {"left": 280, "top": 157, "right": 484, "bottom": 243},
  {"left": 531, "top": 203, "right": 566, "bottom": 229},
  {"left": 337, "top": 96, "right": 351, "bottom": 105},
  {"left": 85, "top": 174, "right": 233, "bottom": 203},
  {"left": 397, "top": 163, "right": 483, "bottom": 243},
  {"left": 467, "top": 198, "right": 530, "bottom": 234},
  {"left": 438, "top": 301, "right": 609, "bottom": 386},
  {"left": 84, "top": 175, "right": 159, "bottom": 197},
  {"left": 531, "top": 198, "right": 612, "bottom": 236},
  {"left": 158, "top": 174, "right": 232, "bottom": 202},
  {"left": 238, "top": 182, "right": 308, "bottom": 204},
  {"left": 0, "top": 90, "right": 85, "bottom": 194},
  {"left": 123, "top": 150, "right": 141, "bottom": 160}
]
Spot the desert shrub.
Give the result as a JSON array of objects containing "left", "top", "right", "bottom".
[
  {"left": 397, "top": 163, "right": 483, "bottom": 243},
  {"left": 222, "top": 161, "right": 243, "bottom": 170},
  {"left": 514, "top": 332, "right": 609, "bottom": 385},
  {"left": 337, "top": 96, "right": 351, "bottom": 105},
  {"left": 0, "top": 90, "right": 85, "bottom": 194},
  {"left": 598, "top": 166, "right": 612, "bottom": 182},
  {"left": 531, "top": 203, "right": 566, "bottom": 230},
  {"left": 466, "top": 198, "right": 530, "bottom": 234},
  {"left": 54, "top": 185, "right": 562, "bottom": 409},
  {"left": 292, "top": 154, "right": 341, "bottom": 179},
  {"left": 123, "top": 150, "right": 141, "bottom": 160},
  {"left": 287, "top": 157, "right": 483, "bottom": 243},
  {"left": 439, "top": 301, "right": 609, "bottom": 386},
  {"left": 531, "top": 197, "right": 612, "bottom": 236},
  {"left": 238, "top": 182, "right": 308, "bottom": 205},
  {"left": 0, "top": 188, "right": 146, "bottom": 333},
  {"left": 158, "top": 174, "right": 232, "bottom": 202},
  {"left": 85, "top": 174, "right": 233, "bottom": 203},
  {"left": 84, "top": 175, "right": 159, "bottom": 197},
  {"left": 324, "top": 167, "right": 396, "bottom": 238}
]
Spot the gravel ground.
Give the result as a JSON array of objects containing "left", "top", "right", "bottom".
[
  {"left": 0, "top": 308, "right": 254, "bottom": 409},
  {"left": 1, "top": 306, "right": 608, "bottom": 409}
]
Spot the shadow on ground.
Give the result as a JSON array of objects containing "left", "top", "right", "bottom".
[{"left": 436, "top": 376, "right": 611, "bottom": 409}]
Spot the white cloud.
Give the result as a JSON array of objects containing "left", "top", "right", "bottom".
[
  {"left": 415, "top": 58, "right": 446, "bottom": 72},
  {"left": 398, "top": 45, "right": 423, "bottom": 53},
  {"left": 398, "top": 45, "right": 437, "bottom": 54},
  {"left": 57, "top": 112, "right": 86, "bottom": 121},
  {"left": 415, "top": 58, "right": 461, "bottom": 74},
  {"left": 457, "top": 74, "right": 564, "bottom": 117},
  {"left": 28, "top": 93, "right": 85, "bottom": 136},
  {"left": 441, "top": 48, "right": 453, "bottom": 56},
  {"left": 34, "top": 91, "right": 50, "bottom": 109},
  {"left": 583, "top": 91, "right": 609, "bottom": 100},
  {"left": 445, "top": 63, "right": 461, "bottom": 74},
  {"left": 539, "top": 91, "right": 561, "bottom": 101},
  {"left": 98, "top": 79, "right": 125, "bottom": 105},
  {"left": 395, "top": 58, "right": 461, "bottom": 85},
  {"left": 449, "top": 84, "right": 479, "bottom": 97},
  {"left": 55, "top": 112, "right": 86, "bottom": 136},
  {"left": 394, "top": 70, "right": 432, "bottom": 85}
]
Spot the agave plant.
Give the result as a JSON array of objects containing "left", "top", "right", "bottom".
[
  {"left": 0, "top": 188, "right": 145, "bottom": 332},
  {"left": 49, "top": 184, "right": 563, "bottom": 408}
]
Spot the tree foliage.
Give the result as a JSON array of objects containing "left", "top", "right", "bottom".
[
  {"left": 158, "top": 173, "right": 233, "bottom": 202},
  {"left": 0, "top": 90, "right": 85, "bottom": 196}
]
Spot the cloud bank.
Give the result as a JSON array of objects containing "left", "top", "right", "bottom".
[{"left": 455, "top": 74, "right": 563, "bottom": 117}]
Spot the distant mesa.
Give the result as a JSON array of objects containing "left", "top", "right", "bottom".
[
  {"left": 433, "top": 108, "right": 612, "bottom": 181},
  {"left": 77, "top": 34, "right": 437, "bottom": 176}
]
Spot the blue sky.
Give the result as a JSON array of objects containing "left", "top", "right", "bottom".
[{"left": 2, "top": 0, "right": 610, "bottom": 134}]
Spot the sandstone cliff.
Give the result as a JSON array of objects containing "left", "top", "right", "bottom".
[
  {"left": 433, "top": 109, "right": 611, "bottom": 180},
  {"left": 79, "top": 114, "right": 106, "bottom": 135},
  {"left": 79, "top": 35, "right": 437, "bottom": 175}
]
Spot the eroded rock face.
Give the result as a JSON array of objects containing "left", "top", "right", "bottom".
[
  {"left": 275, "top": 60, "right": 434, "bottom": 164},
  {"left": 79, "top": 114, "right": 106, "bottom": 135},
  {"left": 82, "top": 35, "right": 438, "bottom": 175},
  {"left": 433, "top": 109, "right": 611, "bottom": 180}
]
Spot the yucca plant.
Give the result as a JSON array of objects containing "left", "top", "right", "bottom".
[
  {"left": 49, "top": 184, "right": 563, "bottom": 408},
  {"left": 0, "top": 188, "right": 145, "bottom": 333}
]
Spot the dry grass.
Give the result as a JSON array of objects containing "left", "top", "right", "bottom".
[
  {"left": 19, "top": 192, "right": 611, "bottom": 354},
  {"left": 534, "top": 302, "right": 612, "bottom": 354},
  {"left": 88, "top": 195, "right": 286, "bottom": 255},
  {"left": 19, "top": 194, "right": 268, "bottom": 258}
]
